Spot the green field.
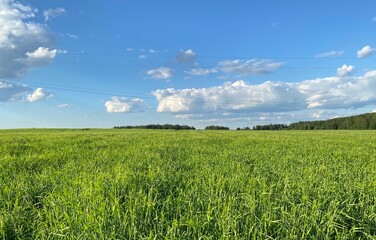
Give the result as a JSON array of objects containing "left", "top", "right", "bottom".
[{"left": 1, "top": 129, "right": 376, "bottom": 239}]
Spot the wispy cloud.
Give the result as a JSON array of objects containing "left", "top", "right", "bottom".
[
  {"left": 184, "top": 58, "right": 283, "bottom": 78},
  {"left": 66, "top": 33, "right": 78, "bottom": 39},
  {"left": 185, "top": 68, "right": 218, "bottom": 76},
  {"left": 315, "top": 51, "right": 344, "bottom": 58},
  {"left": 58, "top": 103, "right": 70, "bottom": 108},
  {"left": 43, "top": 7, "right": 65, "bottom": 21},
  {"left": 217, "top": 59, "right": 283, "bottom": 76}
]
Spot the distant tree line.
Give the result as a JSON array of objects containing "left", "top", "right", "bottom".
[
  {"left": 204, "top": 125, "right": 230, "bottom": 130},
  {"left": 236, "top": 127, "right": 251, "bottom": 131},
  {"left": 113, "top": 124, "right": 195, "bottom": 130},
  {"left": 288, "top": 113, "right": 376, "bottom": 130},
  {"left": 113, "top": 113, "right": 376, "bottom": 131},
  {"left": 252, "top": 113, "right": 376, "bottom": 130},
  {"left": 252, "top": 124, "right": 289, "bottom": 131}
]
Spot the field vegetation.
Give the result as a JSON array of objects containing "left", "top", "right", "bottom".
[{"left": 1, "top": 129, "right": 376, "bottom": 239}]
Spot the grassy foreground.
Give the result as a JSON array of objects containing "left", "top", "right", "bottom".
[{"left": 1, "top": 129, "right": 376, "bottom": 239}]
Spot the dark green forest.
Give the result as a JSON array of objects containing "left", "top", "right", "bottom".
[
  {"left": 254, "top": 112, "right": 376, "bottom": 130},
  {"left": 114, "top": 113, "right": 376, "bottom": 131},
  {"left": 204, "top": 125, "right": 230, "bottom": 130},
  {"left": 288, "top": 112, "right": 376, "bottom": 130},
  {"left": 114, "top": 124, "right": 195, "bottom": 130}
]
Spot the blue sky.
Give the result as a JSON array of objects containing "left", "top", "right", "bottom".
[{"left": 1, "top": 0, "right": 376, "bottom": 129}]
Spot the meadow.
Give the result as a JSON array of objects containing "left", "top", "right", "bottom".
[{"left": 1, "top": 129, "right": 376, "bottom": 239}]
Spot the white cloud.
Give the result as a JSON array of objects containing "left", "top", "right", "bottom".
[
  {"left": 302, "top": 71, "right": 376, "bottom": 109},
  {"left": 217, "top": 59, "right": 283, "bottom": 75},
  {"left": 105, "top": 97, "right": 145, "bottom": 113},
  {"left": 14, "top": 47, "right": 58, "bottom": 73},
  {"left": 185, "top": 68, "right": 218, "bottom": 76},
  {"left": 0, "top": 0, "right": 56, "bottom": 80},
  {"left": 336, "top": 64, "right": 355, "bottom": 77},
  {"left": 0, "top": 81, "right": 31, "bottom": 102},
  {"left": 43, "top": 7, "right": 65, "bottom": 21},
  {"left": 153, "top": 80, "right": 305, "bottom": 114},
  {"left": 27, "top": 88, "right": 52, "bottom": 102},
  {"left": 315, "top": 51, "right": 344, "bottom": 58},
  {"left": 146, "top": 67, "right": 173, "bottom": 80},
  {"left": 357, "top": 45, "right": 375, "bottom": 58},
  {"left": 153, "top": 67, "right": 376, "bottom": 119},
  {"left": 139, "top": 54, "right": 147, "bottom": 59},
  {"left": 17, "top": 47, "right": 57, "bottom": 66},
  {"left": 175, "top": 49, "right": 197, "bottom": 63}
]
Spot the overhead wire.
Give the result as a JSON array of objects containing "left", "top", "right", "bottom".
[
  {"left": 10, "top": 52, "right": 375, "bottom": 106},
  {"left": 32, "top": 51, "right": 375, "bottom": 69},
  {"left": 18, "top": 80, "right": 155, "bottom": 99},
  {"left": 16, "top": 80, "right": 308, "bottom": 107},
  {"left": 62, "top": 51, "right": 366, "bottom": 60}
]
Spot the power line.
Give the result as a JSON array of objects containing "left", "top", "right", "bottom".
[
  {"left": 19, "top": 80, "right": 155, "bottom": 99},
  {"left": 62, "top": 51, "right": 369, "bottom": 60},
  {"left": 23, "top": 59, "right": 376, "bottom": 70},
  {"left": 18, "top": 80, "right": 311, "bottom": 107}
]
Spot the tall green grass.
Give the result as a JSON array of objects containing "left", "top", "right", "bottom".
[{"left": 1, "top": 129, "right": 376, "bottom": 239}]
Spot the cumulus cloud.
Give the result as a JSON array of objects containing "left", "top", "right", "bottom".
[
  {"left": 146, "top": 67, "right": 173, "bottom": 80},
  {"left": 0, "top": 81, "right": 51, "bottom": 103},
  {"left": 43, "top": 7, "right": 65, "bottom": 21},
  {"left": 315, "top": 51, "right": 344, "bottom": 58},
  {"left": 0, "top": 81, "right": 31, "bottom": 102},
  {"left": 153, "top": 80, "right": 305, "bottom": 114},
  {"left": 217, "top": 59, "right": 283, "bottom": 76},
  {"left": 302, "top": 71, "right": 376, "bottom": 109},
  {"left": 175, "top": 49, "right": 196, "bottom": 63},
  {"left": 0, "top": 0, "right": 57, "bottom": 80},
  {"left": 185, "top": 68, "right": 218, "bottom": 76},
  {"left": 27, "top": 88, "right": 52, "bottom": 102},
  {"left": 357, "top": 45, "right": 375, "bottom": 58},
  {"left": 105, "top": 97, "right": 145, "bottom": 113},
  {"left": 153, "top": 68, "right": 376, "bottom": 118},
  {"left": 18, "top": 47, "right": 57, "bottom": 66},
  {"left": 336, "top": 64, "right": 355, "bottom": 77}
]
